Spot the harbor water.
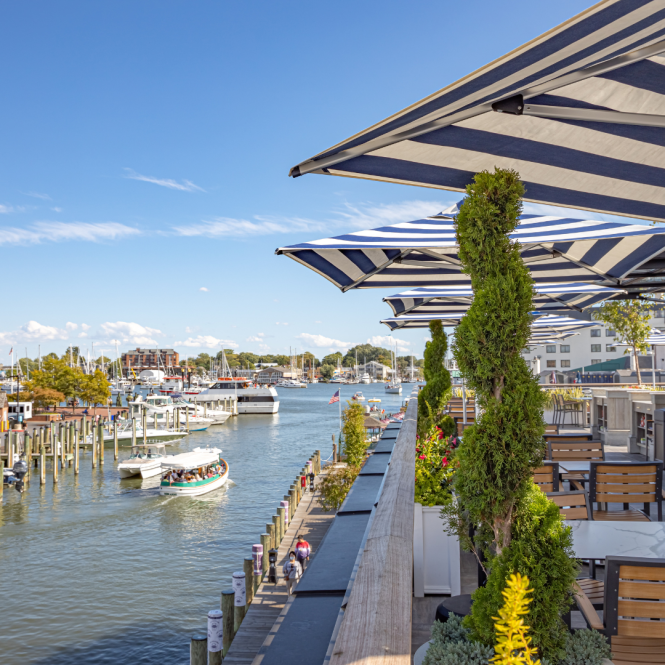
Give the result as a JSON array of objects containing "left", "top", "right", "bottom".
[{"left": 0, "top": 383, "right": 407, "bottom": 664}]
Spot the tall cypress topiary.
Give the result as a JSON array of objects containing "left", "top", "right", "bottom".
[
  {"left": 418, "top": 320, "right": 454, "bottom": 436},
  {"left": 451, "top": 168, "right": 546, "bottom": 554}
]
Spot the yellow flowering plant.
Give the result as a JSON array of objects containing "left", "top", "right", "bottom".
[{"left": 491, "top": 573, "right": 540, "bottom": 665}]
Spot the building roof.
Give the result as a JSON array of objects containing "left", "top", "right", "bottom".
[
  {"left": 124, "top": 348, "right": 177, "bottom": 355},
  {"left": 363, "top": 416, "right": 386, "bottom": 430}
]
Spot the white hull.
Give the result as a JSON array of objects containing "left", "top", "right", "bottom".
[
  {"left": 385, "top": 386, "right": 402, "bottom": 394},
  {"left": 159, "top": 471, "right": 228, "bottom": 496},
  {"left": 237, "top": 401, "right": 279, "bottom": 414},
  {"left": 118, "top": 461, "right": 164, "bottom": 479}
]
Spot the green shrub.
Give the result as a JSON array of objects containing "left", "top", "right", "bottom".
[
  {"left": 342, "top": 401, "right": 367, "bottom": 467},
  {"left": 465, "top": 484, "right": 579, "bottom": 662},
  {"left": 318, "top": 464, "right": 359, "bottom": 512},
  {"left": 418, "top": 320, "right": 452, "bottom": 437},
  {"left": 559, "top": 630, "right": 611, "bottom": 665},
  {"left": 431, "top": 612, "right": 470, "bottom": 644},
  {"left": 423, "top": 640, "right": 493, "bottom": 665},
  {"left": 415, "top": 429, "right": 459, "bottom": 506}
]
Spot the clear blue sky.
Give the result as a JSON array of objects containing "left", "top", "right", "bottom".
[{"left": 0, "top": 0, "right": 609, "bottom": 362}]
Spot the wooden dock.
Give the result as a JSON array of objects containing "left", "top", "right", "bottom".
[{"left": 223, "top": 474, "right": 335, "bottom": 665}]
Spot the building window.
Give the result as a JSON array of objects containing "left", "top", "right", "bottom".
[
  {"left": 546, "top": 345, "right": 556, "bottom": 353},
  {"left": 606, "top": 345, "right": 616, "bottom": 352},
  {"left": 560, "top": 345, "right": 570, "bottom": 353},
  {"left": 546, "top": 360, "right": 556, "bottom": 368},
  {"left": 591, "top": 344, "right": 601, "bottom": 352},
  {"left": 590, "top": 329, "right": 601, "bottom": 337},
  {"left": 560, "top": 360, "right": 571, "bottom": 368},
  {"left": 591, "top": 359, "right": 603, "bottom": 365},
  {"left": 606, "top": 329, "right": 615, "bottom": 337}
]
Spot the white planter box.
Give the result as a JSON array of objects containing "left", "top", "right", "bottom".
[{"left": 413, "top": 503, "right": 461, "bottom": 597}]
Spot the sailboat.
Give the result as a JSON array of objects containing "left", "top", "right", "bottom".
[{"left": 385, "top": 339, "right": 402, "bottom": 394}]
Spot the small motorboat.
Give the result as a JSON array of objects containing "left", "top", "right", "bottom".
[
  {"left": 352, "top": 392, "right": 366, "bottom": 401},
  {"left": 159, "top": 447, "right": 229, "bottom": 496},
  {"left": 368, "top": 398, "right": 381, "bottom": 403},
  {"left": 118, "top": 443, "right": 172, "bottom": 479}
]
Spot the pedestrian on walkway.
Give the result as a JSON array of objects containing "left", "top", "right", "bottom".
[
  {"left": 282, "top": 551, "right": 302, "bottom": 595},
  {"left": 295, "top": 534, "right": 311, "bottom": 571}
]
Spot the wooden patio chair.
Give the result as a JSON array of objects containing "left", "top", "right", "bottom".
[
  {"left": 544, "top": 424, "right": 559, "bottom": 435},
  {"left": 574, "top": 556, "right": 665, "bottom": 664},
  {"left": 533, "top": 462, "right": 559, "bottom": 492},
  {"left": 589, "top": 461, "right": 663, "bottom": 522},
  {"left": 548, "top": 439, "right": 604, "bottom": 488}
]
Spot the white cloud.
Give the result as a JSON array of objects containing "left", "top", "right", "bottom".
[
  {"left": 0, "top": 320, "right": 69, "bottom": 344},
  {"left": 0, "top": 221, "right": 139, "bottom": 246},
  {"left": 0, "top": 205, "right": 13, "bottom": 214},
  {"left": 175, "top": 335, "right": 239, "bottom": 349},
  {"left": 100, "top": 321, "right": 163, "bottom": 346},
  {"left": 172, "top": 215, "right": 325, "bottom": 238},
  {"left": 51, "top": 207, "right": 63, "bottom": 212},
  {"left": 124, "top": 168, "right": 205, "bottom": 192},
  {"left": 23, "top": 191, "right": 51, "bottom": 200},
  {"left": 367, "top": 335, "right": 411, "bottom": 353},
  {"left": 275, "top": 322, "right": 289, "bottom": 326},
  {"left": 335, "top": 199, "right": 454, "bottom": 229},
  {"left": 246, "top": 333, "right": 265, "bottom": 342},
  {"left": 297, "top": 333, "right": 355, "bottom": 352},
  {"left": 257, "top": 343, "right": 270, "bottom": 352},
  {"left": 81, "top": 323, "right": 91, "bottom": 331},
  {"left": 65, "top": 322, "right": 78, "bottom": 331},
  {"left": 199, "top": 287, "right": 208, "bottom": 292},
  {"left": 314, "top": 320, "right": 322, "bottom": 324},
  {"left": 79, "top": 332, "right": 88, "bottom": 338}
]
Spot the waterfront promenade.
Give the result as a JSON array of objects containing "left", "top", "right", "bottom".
[{"left": 224, "top": 471, "right": 335, "bottom": 665}]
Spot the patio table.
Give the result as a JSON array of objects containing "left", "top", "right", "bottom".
[
  {"left": 569, "top": 520, "right": 665, "bottom": 559},
  {"left": 558, "top": 461, "right": 591, "bottom": 473}
]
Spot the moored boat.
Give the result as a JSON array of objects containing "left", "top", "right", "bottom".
[
  {"left": 118, "top": 443, "right": 172, "bottom": 479},
  {"left": 159, "top": 448, "right": 229, "bottom": 496},
  {"left": 352, "top": 392, "right": 366, "bottom": 401}
]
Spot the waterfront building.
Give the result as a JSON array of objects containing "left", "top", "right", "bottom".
[
  {"left": 256, "top": 366, "right": 300, "bottom": 384},
  {"left": 121, "top": 348, "right": 179, "bottom": 373},
  {"left": 356, "top": 360, "right": 391, "bottom": 381}
]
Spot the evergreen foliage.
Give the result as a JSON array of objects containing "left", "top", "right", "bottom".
[
  {"left": 318, "top": 464, "right": 360, "bottom": 512},
  {"left": 424, "top": 614, "right": 493, "bottom": 665},
  {"left": 449, "top": 168, "right": 547, "bottom": 554},
  {"left": 342, "top": 401, "right": 367, "bottom": 467},
  {"left": 592, "top": 300, "right": 653, "bottom": 385},
  {"left": 558, "top": 630, "right": 611, "bottom": 665},
  {"left": 418, "top": 320, "right": 454, "bottom": 436},
  {"left": 466, "top": 485, "right": 578, "bottom": 661}
]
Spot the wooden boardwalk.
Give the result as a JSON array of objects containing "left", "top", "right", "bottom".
[{"left": 223, "top": 474, "right": 335, "bottom": 665}]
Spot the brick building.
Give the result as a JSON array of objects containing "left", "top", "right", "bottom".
[{"left": 121, "top": 348, "right": 179, "bottom": 372}]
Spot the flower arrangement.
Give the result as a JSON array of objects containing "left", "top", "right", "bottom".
[{"left": 415, "top": 425, "right": 459, "bottom": 506}]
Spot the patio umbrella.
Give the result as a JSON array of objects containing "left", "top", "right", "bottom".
[
  {"left": 276, "top": 210, "right": 665, "bottom": 293},
  {"left": 384, "top": 282, "right": 625, "bottom": 317},
  {"left": 289, "top": 0, "right": 665, "bottom": 223}
]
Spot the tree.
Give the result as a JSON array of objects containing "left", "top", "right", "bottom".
[
  {"left": 27, "top": 357, "right": 78, "bottom": 411},
  {"left": 322, "top": 352, "right": 343, "bottom": 367},
  {"left": 418, "top": 320, "right": 453, "bottom": 436},
  {"left": 450, "top": 168, "right": 546, "bottom": 556},
  {"left": 320, "top": 364, "right": 335, "bottom": 380},
  {"left": 318, "top": 465, "right": 360, "bottom": 512},
  {"left": 342, "top": 401, "right": 366, "bottom": 467},
  {"left": 32, "top": 387, "right": 66, "bottom": 410},
  {"left": 593, "top": 300, "right": 652, "bottom": 385},
  {"left": 79, "top": 370, "right": 111, "bottom": 414}
]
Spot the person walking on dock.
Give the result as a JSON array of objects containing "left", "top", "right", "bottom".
[
  {"left": 295, "top": 535, "right": 311, "bottom": 571},
  {"left": 282, "top": 551, "right": 302, "bottom": 595}
]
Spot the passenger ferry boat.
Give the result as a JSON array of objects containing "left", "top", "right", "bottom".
[
  {"left": 159, "top": 376, "right": 184, "bottom": 394},
  {"left": 118, "top": 443, "right": 172, "bottom": 479},
  {"left": 198, "top": 378, "right": 279, "bottom": 414},
  {"left": 159, "top": 448, "right": 229, "bottom": 496}
]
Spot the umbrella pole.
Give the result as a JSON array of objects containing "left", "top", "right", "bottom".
[{"left": 653, "top": 345, "right": 656, "bottom": 391}]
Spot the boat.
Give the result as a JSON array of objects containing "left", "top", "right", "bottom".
[
  {"left": 360, "top": 373, "right": 371, "bottom": 384},
  {"left": 86, "top": 420, "right": 188, "bottom": 447},
  {"left": 352, "top": 392, "right": 366, "bottom": 401},
  {"left": 385, "top": 382, "right": 402, "bottom": 394},
  {"left": 368, "top": 398, "right": 381, "bottom": 403},
  {"left": 159, "top": 448, "right": 229, "bottom": 496},
  {"left": 276, "top": 379, "right": 304, "bottom": 388},
  {"left": 118, "top": 443, "right": 173, "bottom": 479},
  {"left": 385, "top": 337, "right": 402, "bottom": 394},
  {"left": 159, "top": 376, "right": 184, "bottom": 394},
  {"left": 198, "top": 377, "right": 279, "bottom": 414}
]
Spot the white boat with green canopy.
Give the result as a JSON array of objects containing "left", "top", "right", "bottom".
[{"left": 159, "top": 447, "right": 229, "bottom": 496}]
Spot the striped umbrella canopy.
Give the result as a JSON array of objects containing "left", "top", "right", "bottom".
[
  {"left": 380, "top": 313, "right": 601, "bottom": 332},
  {"left": 384, "top": 282, "right": 625, "bottom": 317},
  {"left": 615, "top": 329, "right": 665, "bottom": 346},
  {"left": 289, "top": 0, "right": 665, "bottom": 223},
  {"left": 276, "top": 210, "right": 665, "bottom": 291}
]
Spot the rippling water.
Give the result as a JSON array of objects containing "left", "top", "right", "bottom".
[{"left": 0, "top": 383, "right": 406, "bottom": 664}]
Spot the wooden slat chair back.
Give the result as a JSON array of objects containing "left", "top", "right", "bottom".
[
  {"left": 544, "top": 424, "right": 559, "bottom": 434},
  {"left": 533, "top": 462, "right": 559, "bottom": 493},
  {"left": 589, "top": 461, "right": 663, "bottom": 522},
  {"left": 546, "top": 490, "right": 592, "bottom": 520},
  {"left": 547, "top": 440, "right": 604, "bottom": 461},
  {"left": 574, "top": 556, "right": 665, "bottom": 663},
  {"left": 545, "top": 433, "right": 594, "bottom": 443}
]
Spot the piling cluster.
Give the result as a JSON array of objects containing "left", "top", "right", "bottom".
[{"left": 191, "top": 449, "right": 322, "bottom": 665}]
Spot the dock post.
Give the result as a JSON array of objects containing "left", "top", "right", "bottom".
[
  {"left": 190, "top": 635, "right": 207, "bottom": 665},
  {"left": 276, "top": 507, "right": 285, "bottom": 543},
  {"left": 204, "top": 402, "right": 207, "bottom": 419},
  {"left": 69, "top": 422, "right": 74, "bottom": 466},
  {"left": 132, "top": 418, "right": 137, "bottom": 447},
  {"left": 0, "top": 458, "right": 3, "bottom": 497},
  {"left": 272, "top": 513, "right": 281, "bottom": 545},
  {"left": 232, "top": 571, "right": 246, "bottom": 632},
  {"left": 143, "top": 408, "right": 147, "bottom": 444},
  {"left": 40, "top": 444, "right": 46, "bottom": 485},
  {"left": 113, "top": 421, "right": 118, "bottom": 460},
  {"left": 260, "top": 533, "right": 270, "bottom": 578},
  {"left": 82, "top": 415, "right": 87, "bottom": 443},
  {"left": 315, "top": 449, "right": 321, "bottom": 474},
  {"left": 265, "top": 523, "right": 275, "bottom": 552},
  {"left": 289, "top": 488, "right": 296, "bottom": 516},
  {"left": 243, "top": 557, "right": 254, "bottom": 607},
  {"left": 333, "top": 442, "right": 337, "bottom": 463},
  {"left": 207, "top": 609, "right": 223, "bottom": 665},
  {"left": 60, "top": 423, "right": 65, "bottom": 469},
  {"left": 52, "top": 431, "right": 58, "bottom": 483},
  {"left": 74, "top": 423, "right": 80, "bottom": 474},
  {"left": 24, "top": 432, "right": 31, "bottom": 483},
  {"left": 165, "top": 410, "right": 169, "bottom": 431},
  {"left": 91, "top": 422, "right": 97, "bottom": 469},
  {"left": 221, "top": 589, "right": 235, "bottom": 656},
  {"left": 98, "top": 421, "right": 104, "bottom": 465}
]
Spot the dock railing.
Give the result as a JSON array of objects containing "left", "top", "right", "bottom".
[{"left": 329, "top": 394, "right": 416, "bottom": 665}]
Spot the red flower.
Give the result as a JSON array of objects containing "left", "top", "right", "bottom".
[
  {"left": 438, "top": 431, "right": 444, "bottom": 440},
  {"left": 418, "top": 455, "right": 426, "bottom": 459},
  {"left": 416, "top": 435, "right": 420, "bottom": 440},
  {"left": 442, "top": 456, "right": 448, "bottom": 467}
]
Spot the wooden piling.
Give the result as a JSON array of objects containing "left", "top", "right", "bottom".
[
  {"left": 221, "top": 589, "right": 235, "bottom": 656},
  {"left": 165, "top": 410, "right": 169, "bottom": 431},
  {"left": 190, "top": 635, "right": 207, "bottom": 665},
  {"left": 0, "top": 458, "right": 3, "bottom": 497},
  {"left": 276, "top": 507, "right": 285, "bottom": 544},
  {"left": 113, "top": 421, "right": 118, "bottom": 460},
  {"left": 98, "top": 421, "right": 104, "bottom": 465},
  {"left": 143, "top": 408, "right": 147, "bottom": 444},
  {"left": 60, "top": 423, "right": 65, "bottom": 469},
  {"left": 40, "top": 444, "right": 46, "bottom": 484},
  {"left": 74, "top": 423, "right": 80, "bottom": 474},
  {"left": 265, "top": 523, "right": 275, "bottom": 552},
  {"left": 260, "top": 533, "right": 270, "bottom": 577},
  {"left": 243, "top": 557, "right": 254, "bottom": 608},
  {"left": 272, "top": 513, "right": 281, "bottom": 546},
  {"left": 234, "top": 602, "right": 245, "bottom": 635},
  {"left": 131, "top": 418, "right": 137, "bottom": 447},
  {"left": 52, "top": 433, "right": 58, "bottom": 483},
  {"left": 315, "top": 449, "right": 321, "bottom": 474},
  {"left": 333, "top": 442, "right": 338, "bottom": 463},
  {"left": 289, "top": 488, "right": 296, "bottom": 518},
  {"left": 91, "top": 422, "right": 97, "bottom": 469},
  {"left": 24, "top": 433, "right": 31, "bottom": 482}
]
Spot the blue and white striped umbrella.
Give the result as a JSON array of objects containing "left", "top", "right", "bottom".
[
  {"left": 615, "top": 329, "right": 665, "bottom": 346},
  {"left": 277, "top": 210, "right": 665, "bottom": 290},
  {"left": 384, "top": 282, "right": 625, "bottom": 317},
  {"left": 380, "top": 313, "right": 601, "bottom": 332},
  {"left": 290, "top": 0, "right": 665, "bottom": 223}
]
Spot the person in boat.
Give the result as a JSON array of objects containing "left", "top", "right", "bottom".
[{"left": 282, "top": 551, "right": 302, "bottom": 595}]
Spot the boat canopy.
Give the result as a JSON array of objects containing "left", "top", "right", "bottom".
[{"left": 161, "top": 451, "right": 220, "bottom": 470}]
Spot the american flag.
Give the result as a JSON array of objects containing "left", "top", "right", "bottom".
[
  {"left": 8, "top": 348, "right": 12, "bottom": 355},
  {"left": 328, "top": 389, "right": 340, "bottom": 405}
]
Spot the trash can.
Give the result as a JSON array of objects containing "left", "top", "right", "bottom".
[{"left": 654, "top": 409, "right": 665, "bottom": 462}]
